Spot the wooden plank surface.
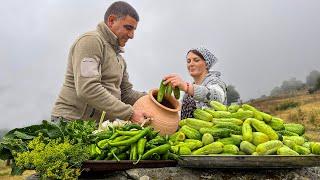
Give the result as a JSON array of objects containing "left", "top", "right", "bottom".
[
  {"left": 82, "top": 160, "right": 177, "bottom": 171},
  {"left": 178, "top": 155, "right": 320, "bottom": 168}
]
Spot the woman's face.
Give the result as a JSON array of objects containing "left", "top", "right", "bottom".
[{"left": 186, "top": 52, "right": 207, "bottom": 78}]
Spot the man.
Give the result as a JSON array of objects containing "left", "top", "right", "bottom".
[{"left": 51, "top": 1, "right": 148, "bottom": 124}]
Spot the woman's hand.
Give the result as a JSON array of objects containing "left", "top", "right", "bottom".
[{"left": 163, "top": 74, "right": 188, "bottom": 92}]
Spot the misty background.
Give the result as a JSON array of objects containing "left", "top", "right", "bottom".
[{"left": 0, "top": 0, "right": 319, "bottom": 129}]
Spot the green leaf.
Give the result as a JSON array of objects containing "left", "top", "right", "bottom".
[
  {"left": 13, "top": 131, "right": 35, "bottom": 140},
  {"left": 11, "top": 160, "right": 25, "bottom": 175},
  {"left": 41, "top": 120, "right": 64, "bottom": 138},
  {"left": 4, "top": 124, "right": 43, "bottom": 139},
  {"left": 0, "top": 144, "right": 12, "bottom": 160}
]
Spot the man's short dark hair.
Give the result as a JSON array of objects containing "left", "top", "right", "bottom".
[{"left": 104, "top": 1, "right": 139, "bottom": 22}]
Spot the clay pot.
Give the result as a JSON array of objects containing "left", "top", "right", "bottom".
[{"left": 133, "top": 89, "right": 180, "bottom": 135}]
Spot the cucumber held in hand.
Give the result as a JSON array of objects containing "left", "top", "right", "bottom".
[
  {"left": 166, "top": 85, "right": 173, "bottom": 96},
  {"left": 173, "top": 86, "right": 180, "bottom": 99},
  {"left": 157, "top": 80, "right": 167, "bottom": 103}
]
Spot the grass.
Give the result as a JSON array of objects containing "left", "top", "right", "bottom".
[
  {"left": 286, "top": 108, "right": 304, "bottom": 123},
  {"left": 249, "top": 90, "right": 320, "bottom": 141},
  {"left": 0, "top": 160, "right": 11, "bottom": 176},
  {"left": 307, "top": 109, "right": 320, "bottom": 125}
]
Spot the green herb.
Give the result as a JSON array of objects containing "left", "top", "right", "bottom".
[{"left": 14, "top": 134, "right": 89, "bottom": 179}]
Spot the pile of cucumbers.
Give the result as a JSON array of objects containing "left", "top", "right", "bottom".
[{"left": 168, "top": 101, "right": 320, "bottom": 156}]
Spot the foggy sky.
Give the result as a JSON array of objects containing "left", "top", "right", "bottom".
[{"left": 1, "top": 0, "right": 320, "bottom": 129}]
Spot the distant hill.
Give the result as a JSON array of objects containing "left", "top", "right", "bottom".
[{"left": 247, "top": 90, "right": 320, "bottom": 141}]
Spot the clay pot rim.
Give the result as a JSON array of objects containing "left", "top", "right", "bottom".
[{"left": 149, "top": 89, "right": 180, "bottom": 113}]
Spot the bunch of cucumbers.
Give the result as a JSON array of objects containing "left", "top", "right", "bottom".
[
  {"left": 157, "top": 80, "right": 180, "bottom": 103},
  {"left": 169, "top": 101, "right": 320, "bottom": 156}
]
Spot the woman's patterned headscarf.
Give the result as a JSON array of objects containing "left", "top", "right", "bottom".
[{"left": 187, "top": 47, "right": 218, "bottom": 72}]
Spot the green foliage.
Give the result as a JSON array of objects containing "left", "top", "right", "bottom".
[
  {"left": 14, "top": 134, "right": 89, "bottom": 179},
  {"left": 0, "top": 120, "right": 97, "bottom": 178},
  {"left": 280, "top": 78, "right": 305, "bottom": 92},
  {"left": 316, "top": 77, "right": 320, "bottom": 90},
  {"left": 306, "top": 70, "right": 320, "bottom": 87},
  {"left": 270, "top": 78, "right": 305, "bottom": 96},
  {"left": 270, "top": 86, "right": 282, "bottom": 97},
  {"left": 270, "top": 70, "right": 320, "bottom": 96},
  {"left": 226, "top": 85, "right": 240, "bottom": 105},
  {"left": 308, "top": 77, "right": 320, "bottom": 94},
  {"left": 3, "top": 120, "right": 96, "bottom": 142},
  {"left": 0, "top": 138, "right": 28, "bottom": 160}
]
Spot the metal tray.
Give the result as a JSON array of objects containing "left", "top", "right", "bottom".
[
  {"left": 178, "top": 155, "right": 320, "bottom": 169},
  {"left": 82, "top": 160, "right": 177, "bottom": 172}
]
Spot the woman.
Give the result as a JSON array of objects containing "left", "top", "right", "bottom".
[{"left": 164, "top": 47, "right": 227, "bottom": 119}]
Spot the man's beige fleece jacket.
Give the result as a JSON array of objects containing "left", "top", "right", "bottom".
[{"left": 52, "top": 22, "right": 145, "bottom": 122}]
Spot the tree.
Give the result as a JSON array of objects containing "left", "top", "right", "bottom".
[
  {"left": 306, "top": 70, "right": 320, "bottom": 87},
  {"left": 226, "top": 85, "right": 240, "bottom": 105},
  {"left": 316, "top": 77, "right": 320, "bottom": 89},
  {"left": 308, "top": 76, "right": 320, "bottom": 94},
  {"left": 270, "top": 86, "right": 282, "bottom": 96},
  {"left": 260, "top": 94, "right": 267, "bottom": 99},
  {"left": 280, "top": 77, "right": 305, "bottom": 92}
]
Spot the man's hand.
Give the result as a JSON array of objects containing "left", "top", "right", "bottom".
[{"left": 130, "top": 109, "right": 151, "bottom": 124}]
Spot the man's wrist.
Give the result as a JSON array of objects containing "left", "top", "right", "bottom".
[{"left": 127, "top": 107, "right": 134, "bottom": 121}]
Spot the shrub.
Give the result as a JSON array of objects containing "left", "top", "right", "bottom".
[{"left": 275, "top": 101, "right": 299, "bottom": 111}]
